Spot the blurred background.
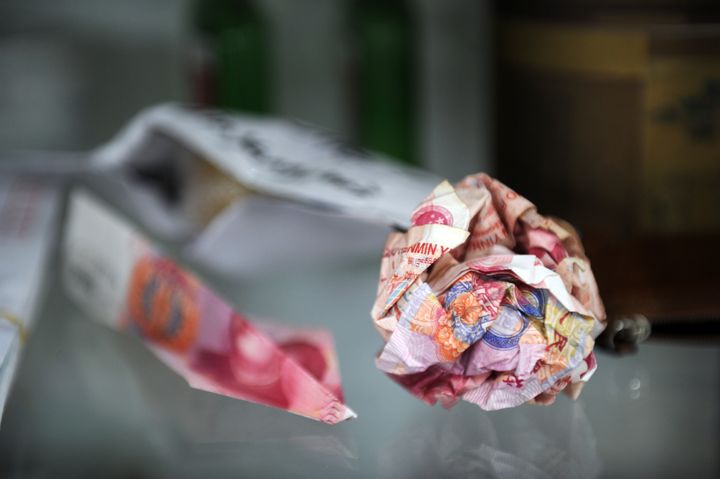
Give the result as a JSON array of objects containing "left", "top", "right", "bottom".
[
  {"left": 0, "top": 0, "right": 492, "bottom": 181},
  {"left": 1, "top": 1, "right": 720, "bottom": 477},
  {"left": 2, "top": 0, "right": 720, "bottom": 327}
]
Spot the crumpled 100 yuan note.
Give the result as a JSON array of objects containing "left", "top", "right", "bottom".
[
  {"left": 371, "top": 174, "right": 606, "bottom": 410},
  {"left": 63, "top": 190, "right": 355, "bottom": 424}
]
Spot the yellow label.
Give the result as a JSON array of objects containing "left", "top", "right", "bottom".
[
  {"left": 642, "top": 58, "right": 720, "bottom": 232},
  {"left": 500, "top": 21, "right": 648, "bottom": 78}
]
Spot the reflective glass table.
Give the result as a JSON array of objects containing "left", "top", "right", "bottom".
[{"left": 1, "top": 253, "right": 718, "bottom": 478}]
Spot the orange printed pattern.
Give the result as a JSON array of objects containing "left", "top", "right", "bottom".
[{"left": 127, "top": 256, "right": 200, "bottom": 352}]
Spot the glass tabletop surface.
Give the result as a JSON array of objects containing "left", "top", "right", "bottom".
[{"left": 1, "top": 254, "right": 718, "bottom": 479}]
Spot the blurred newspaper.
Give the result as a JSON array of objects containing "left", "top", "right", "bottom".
[
  {"left": 0, "top": 178, "right": 59, "bottom": 424},
  {"left": 87, "top": 104, "right": 442, "bottom": 276}
]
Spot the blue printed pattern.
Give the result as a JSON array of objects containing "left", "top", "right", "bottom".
[
  {"left": 451, "top": 312, "right": 486, "bottom": 344},
  {"left": 482, "top": 306, "right": 529, "bottom": 350},
  {"left": 443, "top": 280, "right": 474, "bottom": 308},
  {"left": 513, "top": 287, "right": 547, "bottom": 318}
]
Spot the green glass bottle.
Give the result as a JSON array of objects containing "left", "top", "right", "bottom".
[
  {"left": 192, "top": 0, "right": 271, "bottom": 113},
  {"left": 352, "top": 0, "right": 417, "bottom": 165}
]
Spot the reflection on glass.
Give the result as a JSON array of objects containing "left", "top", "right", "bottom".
[{"left": 379, "top": 403, "right": 601, "bottom": 479}]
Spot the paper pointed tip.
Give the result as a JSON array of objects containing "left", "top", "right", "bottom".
[
  {"left": 340, "top": 405, "right": 358, "bottom": 422},
  {"left": 150, "top": 318, "right": 355, "bottom": 425},
  {"left": 315, "top": 402, "right": 357, "bottom": 425}
]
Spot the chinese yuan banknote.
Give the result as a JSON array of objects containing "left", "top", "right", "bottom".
[
  {"left": 371, "top": 174, "right": 606, "bottom": 410},
  {"left": 63, "top": 190, "right": 355, "bottom": 424}
]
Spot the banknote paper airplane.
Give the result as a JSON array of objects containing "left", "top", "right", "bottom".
[{"left": 63, "top": 190, "right": 355, "bottom": 424}]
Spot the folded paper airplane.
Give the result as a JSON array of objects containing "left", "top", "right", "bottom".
[{"left": 63, "top": 190, "right": 355, "bottom": 424}]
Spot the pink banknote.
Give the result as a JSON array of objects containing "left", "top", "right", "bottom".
[
  {"left": 371, "top": 174, "right": 606, "bottom": 410},
  {"left": 64, "top": 191, "right": 355, "bottom": 424}
]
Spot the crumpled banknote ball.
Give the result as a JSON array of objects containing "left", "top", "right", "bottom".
[{"left": 371, "top": 174, "right": 606, "bottom": 410}]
